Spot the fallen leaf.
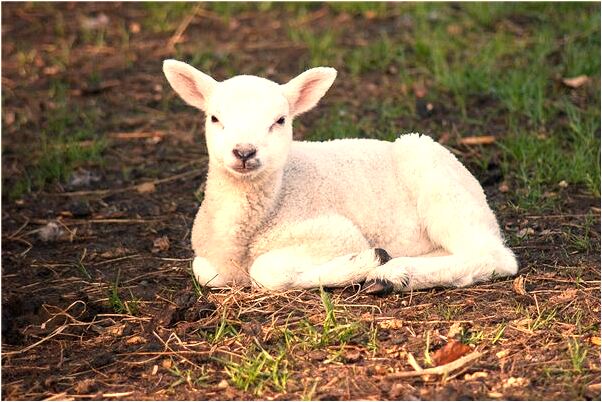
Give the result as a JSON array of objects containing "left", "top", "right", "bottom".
[
  {"left": 550, "top": 288, "right": 577, "bottom": 303},
  {"left": 431, "top": 340, "right": 471, "bottom": 366},
  {"left": 100, "top": 247, "right": 130, "bottom": 259},
  {"left": 446, "top": 24, "right": 462, "bottom": 35},
  {"left": 464, "top": 371, "right": 488, "bottom": 380},
  {"left": 106, "top": 324, "right": 125, "bottom": 337},
  {"left": 459, "top": 135, "right": 496, "bottom": 145},
  {"left": 562, "top": 75, "right": 589, "bottom": 88},
  {"left": 496, "top": 350, "right": 509, "bottom": 359},
  {"left": 129, "top": 22, "right": 141, "bottom": 33},
  {"left": 517, "top": 227, "right": 535, "bottom": 238},
  {"left": 412, "top": 82, "right": 427, "bottom": 98},
  {"left": 161, "top": 359, "right": 172, "bottom": 369},
  {"left": 4, "top": 110, "right": 15, "bottom": 126},
  {"left": 152, "top": 236, "right": 170, "bottom": 253},
  {"left": 513, "top": 276, "right": 528, "bottom": 295},
  {"left": 446, "top": 322, "right": 463, "bottom": 339},
  {"left": 136, "top": 182, "right": 156, "bottom": 194},
  {"left": 126, "top": 335, "right": 146, "bottom": 345},
  {"left": 38, "top": 222, "right": 65, "bottom": 242},
  {"left": 438, "top": 131, "right": 451, "bottom": 145},
  {"left": 504, "top": 376, "right": 530, "bottom": 388},
  {"left": 379, "top": 318, "right": 404, "bottom": 329},
  {"left": 364, "top": 10, "right": 377, "bottom": 19},
  {"left": 590, "top": 336, "right": 601, "bottom": 346}
]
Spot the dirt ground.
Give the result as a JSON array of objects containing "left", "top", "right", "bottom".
[{"left": 2, "top": 3, "right": 600, "bottom": 401}]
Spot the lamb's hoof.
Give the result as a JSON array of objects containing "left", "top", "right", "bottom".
[
  {"left": 362, "top": 278, "right": 394, "bottom": 296},
  {"left": 374, "top": 248, "right": 392, "bottom": 265}
]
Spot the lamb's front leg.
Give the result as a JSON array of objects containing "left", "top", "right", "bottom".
[
  {"left": 192, "top": 256, "right": 250, "bottom": 287},
  {"left": 249, "top": 246, "right": 397, "bottom": 290}
]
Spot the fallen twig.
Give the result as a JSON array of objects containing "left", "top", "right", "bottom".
[
  {"left": 387, "top": 350, "right": 482, "bottom": 379},
  {"left": 459, "top": 135, "right": 496, "bottom": 145},
  {"left": 47, "top": 169, "right": 204, "bottom": 197}
]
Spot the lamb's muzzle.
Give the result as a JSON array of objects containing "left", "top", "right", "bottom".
[{"left": 232, "top": 144, "right": 257, "bottom": 162}]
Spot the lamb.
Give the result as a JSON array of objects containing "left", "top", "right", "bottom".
[{"left": 162, "top": 59, "right": 518, "bottom": 294}]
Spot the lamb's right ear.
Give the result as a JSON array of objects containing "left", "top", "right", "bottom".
[
  {"left": 163, "top": 59, "right": 217, "bottom": 111},
  {"left": 281, "top": 67, "right": 337, "bottom": 117}
]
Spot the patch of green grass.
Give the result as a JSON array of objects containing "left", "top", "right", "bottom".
[
  {"left": 304, "top": 104, "right": 363, "bottom": 141},
  {"left": 500, "top": 101, "right": 601, "bottom": 211},
  {"left": 328, "top": 2, "right": 390, "bottom": 17},
  {"left": 204, "top": 309, "right": 238, "bottom": 344},
  {"left": 437, "top": 304, "right": 463, "bottom": 321},
  {"left": 366, "top": 322, "right": 379, "bottom": 354},
  {"left": 108, "top": 269, "right": 139, "bottom": 315},
  {"left": 567, "top": 338, "right": 588, "bottom": 374},
  {"left": 75, "top": 250, "right": 91, "bottom": 280},
  {"left": 142, "top": 2, "right": 195, "bottom": 33},
  {"left": 288, "top": 28, "right": 340, "bottom": 68},
  {"left": 346, "top": 32, "right": 403, "bottom": 76},
  {"left": 8, "top": 80, "right": 106, "bottom": 199},
  {"left": 225, "top": 346, "right": 288, "bottom": 395},
  {"left": 460, "top": 327, "right": 485, "bottom": 346},
  {"left": 565, "top": 213, "right": 596, "bottom": 253},
  {"left": 167, "top": 360, "right": 208, "bottom": 389},
  {"left": 490, "top": 323, "right": 506, "bottom": 345},
  {"left": 529, "top": 308, "right": 557, "bottom": 332},
  {"left": 189, "top": 264, "right": 203, "bottom": 297}
]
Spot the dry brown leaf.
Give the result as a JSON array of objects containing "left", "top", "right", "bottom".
[
  {"left": 446, "top": 322, "right": 463, "bottom": 339},
  {"left": 136, "top": 182, "right": 156, "bottom": 194},
  {"left": 562, "top": 75, "right": 589, "bottom": 88},
  {"left": 498, "top": 182, "right": 510, "bottom": 193},
  {"left": 152, "top": 236, "right": 170, "bottom": 253},
  {"left": 459, "top": 135, "right": 496, "bottom": 145},
  {"left": 464, "top": 371, "right": 488, "bottom": 380},
  {"left": 412, "top": 82, "right": 427, "bottom": 98},
  {"left": 496, "top": 350, "right": 509, "bottom": 359},
  {"left": 431, "top": 340, "right": 471, "bottom": 366},
  {"left": 126, "top": 335, "right": 146, "bottom": 345},
  {"left": 590, "top": 336, "right": 601, "bottom": 346},
  {"left": 513, "top": 276, "right": 528, "bottom": 295},
  {"left": 364, "top": 10, "right": 377, "bottom": 19},
  {"left": 446, "top": 24, "right": 462, "bottom": 35},
  {"left": 379, "top": 318, "right": 404, "bottom": 329},
  {"left": 550, "top": 288, "right": 577, "bottom": 303}
]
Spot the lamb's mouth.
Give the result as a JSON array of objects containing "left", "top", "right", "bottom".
[{"left": 229, "top": 160, "right": 262, "bottom": 175}]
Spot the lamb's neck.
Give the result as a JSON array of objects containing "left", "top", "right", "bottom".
[{"left": 204, "top": 165, "right": 283, "bottom": 229}]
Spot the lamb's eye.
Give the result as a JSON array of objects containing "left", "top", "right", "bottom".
[
  {"left": 211, "top": 115, "right": 219, "bottom": 123},
  {"left": 276, "top": 117, "right": 285, "bottom": 125}
]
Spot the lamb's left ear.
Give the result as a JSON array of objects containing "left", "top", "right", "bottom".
[
  {"left": 163, "top": 59, "right": 217, "bottom": 111},
  {"left": 281, "top": 67, "right": 337, "bottom": 117}
]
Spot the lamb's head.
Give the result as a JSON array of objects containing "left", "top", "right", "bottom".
[{"left": 163, "top": 60, "right": 337, "bottom": 180}]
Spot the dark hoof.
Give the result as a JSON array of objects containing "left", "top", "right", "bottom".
[
  {"left": 374, "top": 248, "right": 392, "bottom": 264},
  {"left": 362, "top": 278, "right": 394, "bottom": 296}
]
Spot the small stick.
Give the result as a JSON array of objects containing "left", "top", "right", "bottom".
[
  {"left": 387, "top": 350, "right": 482, "bottom": 379},
  {"left": 47, "top": 169, "right": 203, "bottom": 197},
  {"left": 167, "top": 4, "right": 203, "bottom": 48}
]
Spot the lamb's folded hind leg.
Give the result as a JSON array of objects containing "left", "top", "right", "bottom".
[
  {"left": 249, "top": 247, "right": 398, "bottom": 291},
  {"left": 365, "top": 239, "right": 518, "bottom": 291}
]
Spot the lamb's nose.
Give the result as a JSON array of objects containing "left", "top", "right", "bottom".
[{"left": 232, "top": 144, "right": 257, "bottom": 162}]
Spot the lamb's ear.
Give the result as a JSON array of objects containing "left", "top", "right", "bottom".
[
  {"left": 163, "top": 59, "right": 217, "bottom": 111},
  {"left": 281, "top": 67, "right": 337, "bottom": 117}
]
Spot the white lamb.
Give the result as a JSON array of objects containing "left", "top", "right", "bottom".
[{"left": 163, "top": 60, "right": 518, "bottom": 294}]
